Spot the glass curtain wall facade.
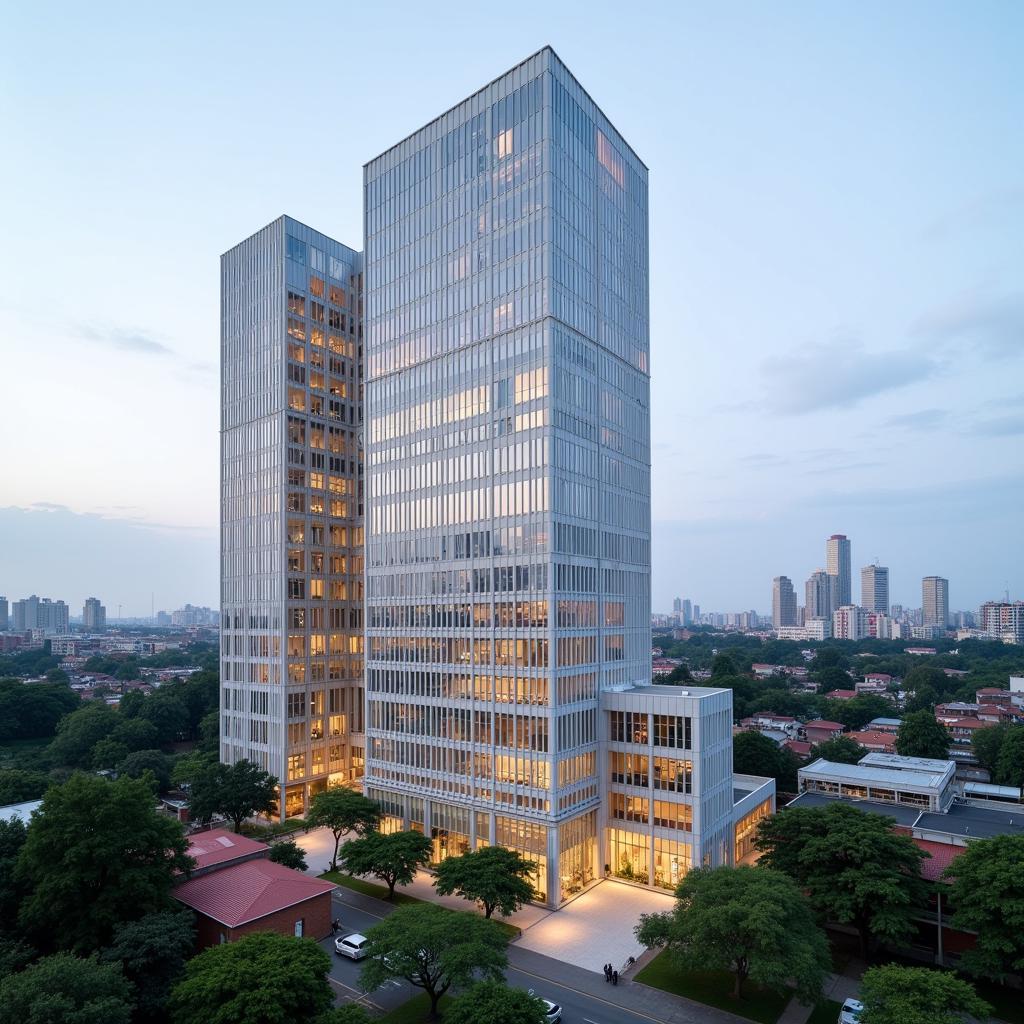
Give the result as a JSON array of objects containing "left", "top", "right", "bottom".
[
  {"left": 220, "top": 216, "right": 366, "bottom": 818},
  {"left": 363, "top": 48, "right": 650, "bottom": 906}
]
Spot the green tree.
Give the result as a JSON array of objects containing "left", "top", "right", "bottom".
[
  {"left": 943, "top": 834, "right": 1024, "bottom": 980},
  {"left": 663, "top": 663, "right": 692, "bottom": 684},
  {"left": 0, "top": 952, "right": 134, "bottom": 1024},
  {"left": 111, "top": 717, "right": 161, "bottom": 754},
  {"left": 117, "top": 749, "right": 173, "bottom": 793},
  {"left": 812, "top": 646, "right": 847, "bottom": 671},
  {"left": 895, "top": 711, "right": 950, "bottom": 760},
  {"left": 15, "top": 773, "right": 192, "bottom": 952},
  {"left": 445, "top": 980, "right": 547, "bottom": 1024},
  {"left": 100, "top": 910, "right": 194, "bottom": 1022},
  {"left": 710, "top": 654, "right": 737, "bottom": 678},
  {"left": 753, "top": 802, "right": 927, "bottom": 955},
  {"left": 46, "top": 702, "right": 117, "bottom": 767},
  {"left": 339, "top": 829, "right": 432, "bottom": 899},
  {"left": 971, "top": 722, "right": 1010, "bottom": 775},
  {"left": 902, "top": 665, "right": 950, "bottom": 703},
  {"left": 171, "top": 748, "right": 217, "bottom": 790},
  {"left": 732, "top": 730, "right": 799, "bottom": 790},
  {"left": 814, "top": 666, "right": 854, "bottom": 693},
  {"left": 188, "top": 759, "right": 277, "bottom": 832},
  {"left": 0, "top": 679, "right": 80, "bottom": 741},
  {"left": 359, "top": 905, "right": 508, "bottom": 1020},
  {"left": 90, "top": 737, "right": 130, "bottom": 770},
  {"left": 0, "top": 769, "right": 50, "bottom": 805},
  {"left": 903, "top": 683, "right": 939, "bottom": 715},
  {"left": 811, "top": 735, "right": 864, "bottom": 764},
  {"left": 314, "top": 1009, "right": 372, "bottom": 1024},
  {"left": 994, "top": 726, "right": 1024, "bottom": 788},
  {"left": 434, "top": 846, "right": 536, "bottom": 918},
  {"left": 0, "top": 937, "right": 36, "bottom": 981},
  {"left": 307, "top": 786, "right": 382, "bottom": 870},
  {"left": 635, "top": 865, "right": 829, "bottom": 1002},
  {"left": 139, "top": 696, "right": 189, "bottom": 745},
  {"left": 169, "top": 933, "right": 333, "bottom": 1024},
  {"left": 0, "top": 818, "right": 28, "bottom": 932},
  {"left": 268, "top": 838, "right": 308, "bottom": 871},
  {"left": 859, "top": 964, "right": 990, "bottom": 1024},
  {"left": 823, "top": 694, "right": 892, "bottom": 730}
]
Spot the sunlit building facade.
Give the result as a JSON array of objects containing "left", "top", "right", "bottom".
[
  {"left": 220, "top": 216, "right": 366, "bottom": 819},
  {"left": 362, "top": 49, "right": 652, "bottom": 904}
]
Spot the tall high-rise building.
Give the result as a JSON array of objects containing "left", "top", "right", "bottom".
[
  {"left": 0, "top": 597, "right": 7, "bottom": 631},
  {"left": 364, "top": 48, "right": 653, "bottom": 906},
  {"left": 922, "top": 576, "right": 949, "bottom": 628},
  {"left": 82, "top": 597, "right": 106, "bottom": 632},
  {"left": 672, "top": 597, "right": 682, "bottom": 615},
  {"left": 682, "top": 598, "right": 692, "bottom": 625},
  {"left": 11, "top": 595, "right": 69, "bottom": 634},
  {"left": 825, "top": 534, "right": 851, "bottom": 607},
  {"left": 220, "top": 216, "right": 366, "bottom": 818},
  {"left": 805, "top": 569, "right": 834, "bottom": 621},
  {"left": 978, "top": 600, "right": 1024, "bottom": 643},
  {"left": 860, "top": 564, "right": 889, "bottom": 614},
  {"left": 772, "top": 576, "right": 797, "bottom": 629}
]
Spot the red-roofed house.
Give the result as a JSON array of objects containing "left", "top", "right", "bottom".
[
  {"left": 803, "top": 720, "right": 845, "bottom": 745},
  {"left": 174, "top": 859, "right": 336, "bottom": 949},
  {"left": 784, "top": 740, "right": 813, "bottom": 758},
  {"left": 823, "top": 689, "right": 857, "bottom": 701},
  {"left": 945, "top": 717, "right": 996, "bottom": 747},
  {"left": 914, "top": 838, "right": 962, "bottom": 883},
  {"left": 184, "top": 828, "right": 270, "bottom": 877},
  {"left": 845, "top": 730, "right": 897, "bottom": 754},
  {"left": 976, "top": 688, "right": 1013, "bottom": 707}
]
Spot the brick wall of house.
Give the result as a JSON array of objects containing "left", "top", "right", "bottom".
[{"left": 190, "top": 891, "right": 333, "bottom": 949}]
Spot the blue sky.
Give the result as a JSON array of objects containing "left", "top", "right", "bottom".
[{"left": 1, "top": 2, "right": 1021, "bottom": 616}]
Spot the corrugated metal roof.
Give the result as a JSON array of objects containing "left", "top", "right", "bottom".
[
  {"left": 174, "top": 860, "right": 336, "bottom": 927},
  {"left": 187, "top": 828, "right": 268, "bottom": 870}
]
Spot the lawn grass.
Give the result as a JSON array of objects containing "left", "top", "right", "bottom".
[
  {"left": 805, "top": 999, "right": 843, "bottom": 1024},
  {"left": 378, "top": 993, "right": 448, "bottom": 1023},
  {"left": 635, "top": 950, "right": 791, "bottom": 1024},
  {"left": 319, "top": 871, "right": 521, "bottom": 938}
]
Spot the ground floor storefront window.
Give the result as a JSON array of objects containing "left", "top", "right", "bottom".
[{"left": 607, "top": 828, "right": 649, "bottom": 885}]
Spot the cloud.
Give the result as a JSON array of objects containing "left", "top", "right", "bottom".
[
  {"left": 78, "top": 323, "right": 175, "bottom": 357},
  {"left": 883, "top": 408, "right": 948, "bottom": 431},
  {"left": 737, "top": 452, "right": 787, "bottom": 465},
  {"left": 30, "top": 501, "right": 72, "bottom": 512},
  {"left": 912, "top": 292, "right": 1024, "bottom": 360},
  {"left": 969, "top": 415, "right": 1024, "bottom": 438},
  {"left": 761, "top": 338, "right": 935, "bottom": 414}
]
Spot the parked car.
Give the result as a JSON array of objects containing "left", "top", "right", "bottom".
[
  {"left": 334, "top": 933, "right": 370, "bottom": 960},
  {"left": 838, "top": 997, "right": 863, "bottom": 1024},
  {"left": 529, "top": 989, "right": 562, "bottom": 1023}
]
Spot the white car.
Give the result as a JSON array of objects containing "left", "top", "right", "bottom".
[
  {"left": 838, "top": 998, "right": 863, "bottom": 1024},
  {"left": 529, "top": 989, "right": 561, "bottom": 1023},
  {"left": 334, "top": 933, "right": 370, "bottom": 960}
]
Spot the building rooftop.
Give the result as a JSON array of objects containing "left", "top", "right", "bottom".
[
  {"left": 804, "top": 720, "right": 844, "bottom": 730},
  {"left": 802, "top": 757, "right": 951, "bottom": 790},
  {"left": 858, "top": 752, "right": 955, "bottom": 774},
  {"left": 186, "top": 828, "right": 268, "bottom": 871},
  {"left": 868, "top": 718, "right": 903, "bottom": 728},
  {"left": 173, "top": 859, "right": 336, "bottom": 927},
  {"left": 914, "top": 838, "right": 962, "bottom": 882},
  {"left": 785, "top": 791, "right": 923, "bottom": 826},
  {"left": 612, "top": 683, "right": 728, "bottom": 699},
  {"left": 915, "top": 802, "right": 1024, "bottom": 841},
  {"left": 0, "top": 799, "right": 42, "bottom": 824}
]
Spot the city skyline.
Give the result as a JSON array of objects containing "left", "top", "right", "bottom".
[{"left": 3, "top": 3, "right": 1023, "bottom": 613}]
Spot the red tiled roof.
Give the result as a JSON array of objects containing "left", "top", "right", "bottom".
[
  {"left": 785, "top": 740, "right": 813, "bottom": 756},
  {"left": 846, "top": 730, "right": 896, "bottom": 750},
  {"left": 186, "top": 828, "right": 268, "bottom": 870},
  {"left": 824, "top": 690, "right": 858, "bottom": 699},
  {"left": 804, "top": 720, "right": 844, "bottom": 730},
  {"left": 174, "top": 859, "right": 336, "bottom": 927},
  {"left": 914, "top": 839, "right": 963, "bottom": 883}
]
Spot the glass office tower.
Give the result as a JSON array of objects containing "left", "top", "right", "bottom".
[
  {"left": 220, "top": 216, "right": 365, "bottom": 819},
  {"left": 363, "top": 49, "right": 650, "bottom": 905}
]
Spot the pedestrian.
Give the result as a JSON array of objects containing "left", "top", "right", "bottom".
[
  {"left": 331, "top": 918, "right": 339, "bottom": 935},
  {"left": 612, "top": 970, "right": 619, "bottom": 986},
  {"left": 603, "top": 963, "right": 610, "bottom": 982}
]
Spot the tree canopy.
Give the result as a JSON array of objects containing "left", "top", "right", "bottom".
[
  {"left": 188, "top": 759, "right": 277, "bottom": 832},
  {"left": 810, "top": 735, "right": 864, "bottom": 764},
  {"left": 0, "top": 679, "right": 80, "bottom": 741},
  {"left": 0, "top": 952, "right": 134, "bottom": 1024},
  {"left": 99, "top": 910, "right": 194, "bottom": 1023},
  {"left": 943, "top": 834, "right": 1024, "bottom": 980},
  {"left": 859, "top": 964, "right": 990, "bottom": 1024},
  {"left": 306, "top": 787, "right": 382, "bottom": 870},
  {"left": 635, "top": 865, "right": 829, "bottom": 1002},
  {"left": 169, "top": 933, "right": 333, "bottom": 1024},
  {"left": 434, "top": 845, "right": 536, "bottom": 918},
  {"left": 753, "top": 802, "right": 927, "bottom": 954},
  {"left": 268, "top": 838, "right": 308, "bottom": 872},
  {"left": 444, "top": 980, "right": 548, "bottom": 1024},
  {"left": 360, "top": 904, "right": 508, "bottom": 1019},
  {"left": 895, "top": 711, "right": 951, "bottom": 760},
  {"left": 732, "top": 730, "right": 799, "bottom": 791},
  {"left": 340, "top": 829, "right": 432, "bottom": 899},
  {"left": 15, "top": 773, "right": 191, "bottom": 953}
]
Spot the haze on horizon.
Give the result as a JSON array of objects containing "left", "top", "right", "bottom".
[{"left": 1, "top": 2, "right": 1021, "bottom": 618}]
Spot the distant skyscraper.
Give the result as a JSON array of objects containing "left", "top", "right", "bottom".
[
  {"left": 825, "top": 534, "right": 851, "bottom": 607},
  {"left": 832, "top": 605, "right": 870, "bottom": 641},
  {"left": 220, "top": 216, "right": 365, "bottom": 818},
  {"left": 978, "top": 600, "right": 1024, "bottom": 643},
  {"left": 682, "top": 599, "right": 692, "bottom": 625},
  {"left": 672, "top": 597, "right": 682, "bottom": 615},
  {"left": 922, "top": 577, "right": 949, "bottom": 628},
  {"left": 860, "top": 564, "right": 889, "bottom": 614},
  {"left": 11, "top": 595, "right": 69, "bottom": 634},
  {"left": 772, "top": 576, "right": 798, "bottom": 629},
  {"left": 692, "top": 603, "right": 701, "bottom": 623},
  {"left": 805, "top": 569, "right": 834, "bottom": 621},
  {"left": 0, "top": 597, "right": 7, "bottom": 631},
  {"left": 82, "top": 597, "right": 106, "bottom": 632}
]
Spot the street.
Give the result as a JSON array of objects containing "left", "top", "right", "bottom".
[{"left": 322, "top": 886, "right": 670, "bottom": 1024}]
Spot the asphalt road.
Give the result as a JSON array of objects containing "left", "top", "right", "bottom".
[{"left": 323, "top": 887, "right": 667, "bottom": 1024}]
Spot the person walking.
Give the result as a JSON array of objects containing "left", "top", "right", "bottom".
[
  {"left": 612, "top": 970, "right": 619, "bottom": 986},
  {"left": 331, "top": 918, "right": 340, "bottom": 936},
  {"left": 603, "top": 963, "right": 611, "bottom": 982}
]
